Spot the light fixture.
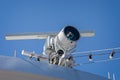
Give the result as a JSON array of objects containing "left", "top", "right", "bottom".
[
  {"left": 109, "top": 50, "right": 115, "bottom": 59},
  {"left": 89, "top": 54, "right": 92, "bottom": 61}
]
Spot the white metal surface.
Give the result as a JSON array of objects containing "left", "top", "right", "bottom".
[
  {"left": 0, "top": 55, "right": 107, "bottom": 80},
  {"left": 79, "top": 30, "right": 95, "bottom": 37},
  {"left": 5, "top": 32, "right": 57, "bottom": 40},
  {"left": 0, "top": 70, "right": 62, "bottom": 80},
  {"left": 5, "top": 31, "right": 95, "bottom": 40}
]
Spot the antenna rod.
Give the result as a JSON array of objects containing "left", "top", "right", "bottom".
[
  {"left": 113, "top": 73, "right": 116, "bottom": 80},
  {"left": 108, "top": 72, "right": 110, "bottom": 80},
  {"left": 14, "top": 50, "right": 16, "bottom": 57}
]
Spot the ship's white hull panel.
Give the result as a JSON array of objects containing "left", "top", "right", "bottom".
[{"left": 0, "top": 56, "right": 107, "bottom": 80}]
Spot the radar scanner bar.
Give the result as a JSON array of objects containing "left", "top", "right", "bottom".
[{"left": 5, "top": 31, "right": 95, "bottom": 40}]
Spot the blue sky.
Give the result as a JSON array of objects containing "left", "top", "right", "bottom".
[{"left": 0, "top": 0, "right": 120, "bottom": 79}]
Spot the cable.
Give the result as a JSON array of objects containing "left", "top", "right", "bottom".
[
  {"left": 74, "top": 51, "right": 120, "bottom": 58},
  {"left": 74, "top": 57, "right": 120, "bottom": 66},
  {"left": 74, "top": 52, "right": 110, "bottom": 58},
  {"left": 72, "top": 47, "right": 120, "bottom": 55}
]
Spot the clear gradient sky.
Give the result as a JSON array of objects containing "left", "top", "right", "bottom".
[{"left": 0, "top": 0, "right": 120, "bottom": 79}]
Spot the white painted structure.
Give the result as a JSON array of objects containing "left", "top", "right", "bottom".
[{"left": 0, "top": 55, "right": 107, "bottom": 80}]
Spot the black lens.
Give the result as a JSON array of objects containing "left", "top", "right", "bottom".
[
  {"left": 57, "top": 50, "right": 64, "bottom": 56},
  {"left": 64, "top": 26, "right": 80, "bottom": 41}
]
